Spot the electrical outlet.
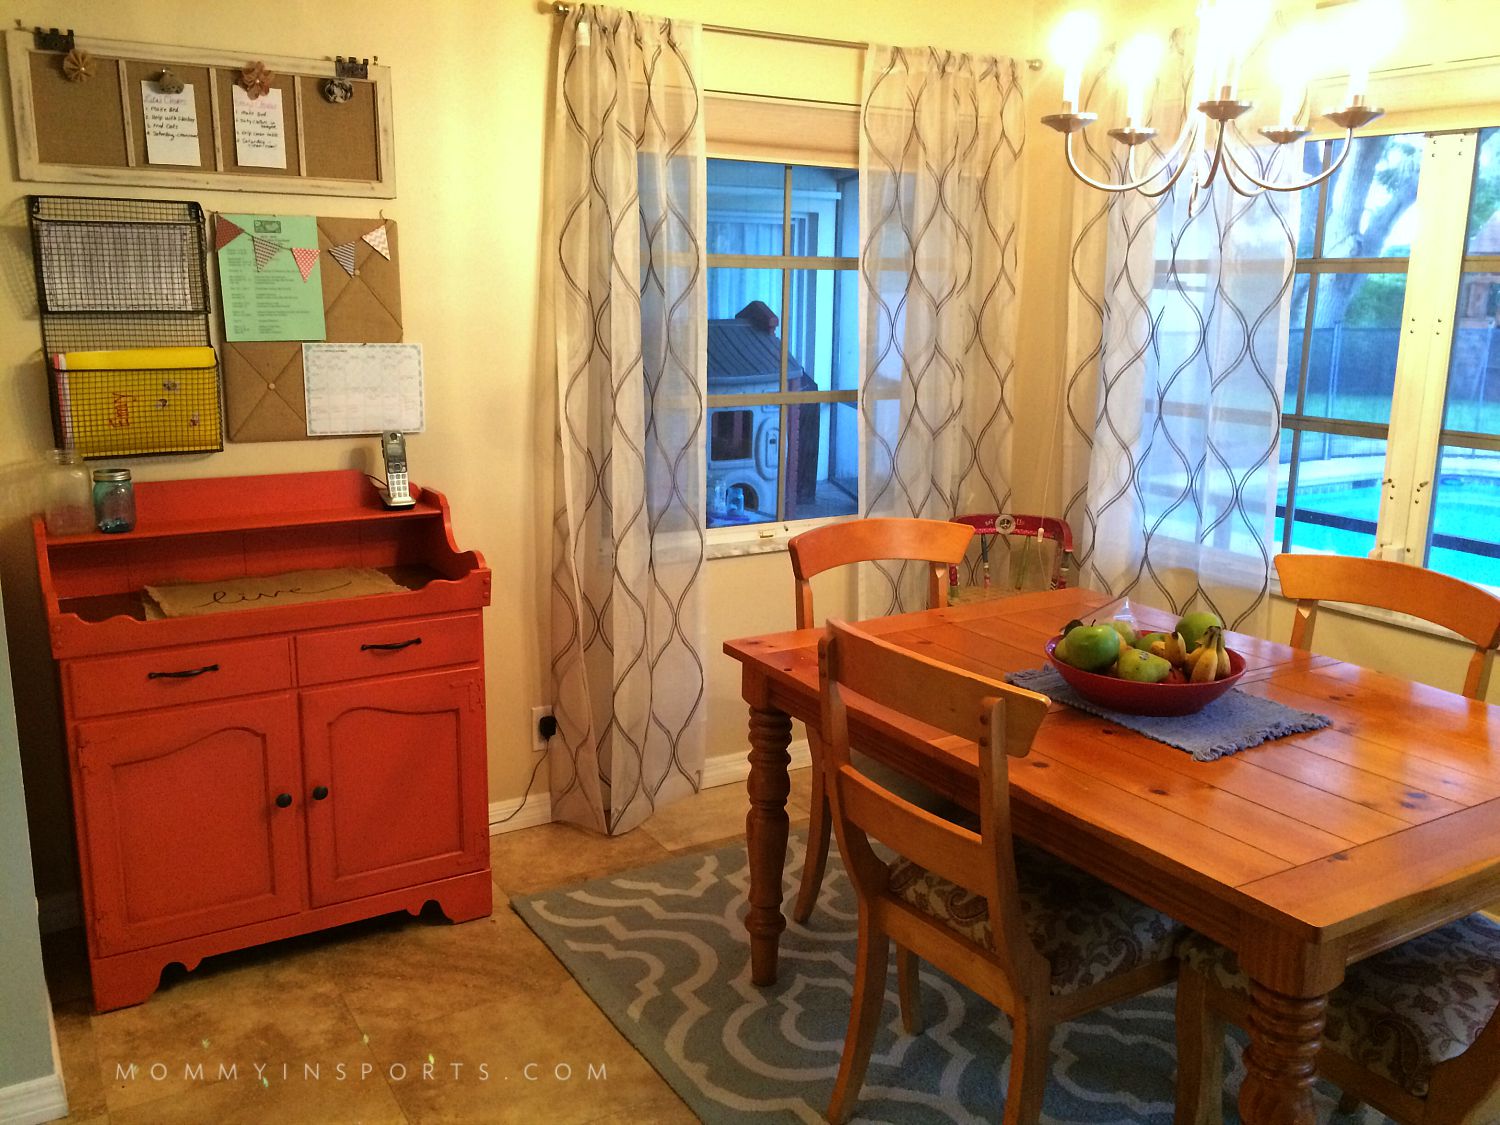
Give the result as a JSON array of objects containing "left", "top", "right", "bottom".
[{"left": 530, "top": 706, "right": 555, "bottom": 753}]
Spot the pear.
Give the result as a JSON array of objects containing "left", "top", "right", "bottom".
[{"left": 1117, "top": 648, "right": 1172, "bottom": 684}]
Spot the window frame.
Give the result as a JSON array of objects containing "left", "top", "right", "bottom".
[
  {"left": 704, "top": 157, "right": 861, "bottom": 545},
  {"left": 1278, "top": 126, "right": 1500, "bottom": 591}
]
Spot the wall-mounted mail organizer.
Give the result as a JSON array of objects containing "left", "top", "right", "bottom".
[
  {"left": 29, "top": 195, "right": 223, "bottom": 459},
  {"left": 6, "top": 28, "right": 394, "bottom": 198}
]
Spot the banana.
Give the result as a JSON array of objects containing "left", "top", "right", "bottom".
[
  {"left": 1162, "top": 631, "right": 1189, "bottom": 668},
  {"left": 1190, "top": 643, "right": 1219, "bottom": 683},
  {"left": 1214, "top": 628, "right": 1231, "bottom": 679}
]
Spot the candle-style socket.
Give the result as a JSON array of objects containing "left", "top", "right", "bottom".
[
  {"left": 1107, "top": 125, "right": 1158, "bottom": 147},
  {"left": 1258, "top": 125, "right": 1311, "bottom": 146},
  {"left": 1324, "top": 101, "right": 1384, "bottom": 131},
  {"left": 1197, "top": 97, "right": 1254, "bottom": 123},
  {"left": 1041, "top": 110, "right": 1097, "bottom": 134}
]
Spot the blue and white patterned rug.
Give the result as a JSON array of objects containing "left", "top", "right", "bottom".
[{"left": 513, "top": 833, "right": 1386, "bottom": 1123}]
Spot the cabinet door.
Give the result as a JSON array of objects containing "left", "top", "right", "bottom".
[
  {"left": 300, "top": 668, "right": 487, "bottom": 906},
  {"left": 76, "top": 694, "right": 305, "bottom": 956}
]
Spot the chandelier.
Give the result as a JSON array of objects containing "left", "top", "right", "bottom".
[{"left": 1041, "top": 0, "right": 1400, "bottom": 199}]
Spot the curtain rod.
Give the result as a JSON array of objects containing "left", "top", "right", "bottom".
[{"left": 550, "top": 4, "right": 1044, "bottom": 69}]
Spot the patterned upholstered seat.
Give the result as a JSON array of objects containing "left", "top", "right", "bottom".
[
  {"left": 888, "top": 838, "right": 1183, "bottom": 996},
  {"left": 1179, "top": 915, "right": 1500, "bottom": 1098}
]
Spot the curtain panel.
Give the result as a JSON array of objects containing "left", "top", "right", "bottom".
[
  {"left": 1059, "top": 46, "right": 1300, "bottom": 636},
  {"left": 859, "top": 46, "right": 1027, "bottom": 614},
  {"left": 549, "top": 4, "right": 708, "bottom": 835}
]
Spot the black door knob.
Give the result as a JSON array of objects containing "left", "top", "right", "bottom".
[
  {"left": 312, "top": 785, "right": 329, "bottom": 801},
  {"left": 275, "top": 793, "right": 293, "bottom": 809}
]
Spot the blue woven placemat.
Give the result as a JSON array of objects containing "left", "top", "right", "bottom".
[{"left": 1009, "top": 666, "right": 1331, "bottom": 762}]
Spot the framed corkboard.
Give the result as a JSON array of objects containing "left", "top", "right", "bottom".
[{"left": 7, "top": 30, "right": 395, "bottom": 198}]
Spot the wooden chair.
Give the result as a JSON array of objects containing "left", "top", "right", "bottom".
[
  {"left": 786, "top": 517, "right": 974, "bottom": 924},
  {"left": 819, "top": 618, "right": 1182, "bottom": 1124},
  {"left": 1274, "top": 554, "right": 1500, "bottom": 700},
  {"left": 1175, "top": 917, "right": 1500, "bottom": 1124}
]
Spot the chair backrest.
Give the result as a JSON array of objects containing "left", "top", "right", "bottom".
[
  {"left": 1274, "top": 554, "right": 1500, "bottom": 699},
  {"left": 951, "top": 513, "right": 1075, "bottom": 592},
  {"left": 818, "top": 618, "right": 1051, "bottom": 983},
  {"left": 788, "top": 518, "right": 975, "bottom": 628}
]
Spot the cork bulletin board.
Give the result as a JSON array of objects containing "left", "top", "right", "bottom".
[{"left": 6, "top": 30, "right": 395, "bottom": 198}]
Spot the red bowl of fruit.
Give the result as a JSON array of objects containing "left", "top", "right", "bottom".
[{"left": 1044, "top": 636, "right": 1246, "bottom": 716}]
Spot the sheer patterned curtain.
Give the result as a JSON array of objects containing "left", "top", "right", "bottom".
[
  {"left": 1060, "top": 45, "right": 1300, "bottom": 636},
  {"left": 550, "top": 4, "right": 707, "bottom": 835},
  {"left": 859, "top": 47, "right": 1026, "bottom": 614}
]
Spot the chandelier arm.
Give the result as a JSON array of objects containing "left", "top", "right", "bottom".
[
  {"left": 1218, "top": 146, "right": 1266, "bottom": 198},
  {"left": 1062, "top": 116, "right": 1200, "bottom": 193},
  {"left": 1220, "top": 123, "right": 1356, "bottom": 194}
]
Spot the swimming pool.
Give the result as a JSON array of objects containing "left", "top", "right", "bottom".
[{"left": 1276, "top": 473, "right": 1500, "bottom": 587}]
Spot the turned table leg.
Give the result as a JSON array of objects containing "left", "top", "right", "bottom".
[
  {"left": 745, "top": 703, "right": 792, "bottom": 986},
  {"left": 1238, "top": 979, "right": 1328, "bottom": 1125}
]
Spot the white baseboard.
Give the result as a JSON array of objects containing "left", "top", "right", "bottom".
[
  {"left": 699, "top": 739, "right": 811, "bottom": 790},
  {"left": 488, "top": 792, "right": 553, "bottom": 835},
  {"left": 0, "top": 1072, "right": 67, "bottom": 1125},
  {"left": 483, "top": 740, "right": 811, "bottom": 837}
]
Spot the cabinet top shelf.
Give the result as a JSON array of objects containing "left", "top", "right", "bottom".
[{"left": 40, "top": 469, "right": 440, "bottom": 548}]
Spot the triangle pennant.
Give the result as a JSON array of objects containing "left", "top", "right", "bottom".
[
  {"left": 328, "top": 241, "right": 358, "bottom": 276},
  {"left": 214, "top": 216, "right": 244, "bottom": 251},
  {"left": 361, "top": 223, "right": 391, "bottom": 260},
  {"left": 251, "top": 236, "right": 281, "bottom": 272},
  {"left": 290, "top": 246, "right": 319, "bottom": 282}
]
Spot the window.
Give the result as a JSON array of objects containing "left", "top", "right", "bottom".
[
  {"left": 1277, "top": 128, "right": 1500, "bottom": 587},
  {"left": 706, "top": 159, "right": 859, "bottom": 529}
]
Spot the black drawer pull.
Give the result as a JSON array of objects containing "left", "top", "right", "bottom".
[
  {"left": 275, "top": 793, "right": 293, "bottom": 809},
  {"left": 147, "top": 663, "right": 220, "bottom": 680},
  {"left": 360, "top": 637, "right": 422, "bottom": 652},
  {"left": 312, "top": 785, "right": 329, "bottom": 801}
]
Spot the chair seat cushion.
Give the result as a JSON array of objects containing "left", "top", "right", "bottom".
[
  {"left": 887, "top": 839, "right": 1182, "bottom": 996},
  {"left": 1178, "top": 914, "right": 1500, "bottom": 1099}
]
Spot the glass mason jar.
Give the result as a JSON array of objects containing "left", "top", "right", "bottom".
[
  {"left": 91, "top": 468, "right": 136, "bottom": 534},
  {"left": 43, "top": 448, "right": 94, "bottom": 536}
]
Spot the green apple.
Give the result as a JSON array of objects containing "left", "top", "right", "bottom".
[
  {"left": 1053, "top": 633, "right": 1071, "bottom": 664},
  {"left": 1059, "top": 623, "right": 1121, "bottom": 672},
  {"left": 1175, "top": 611, "right": 1223, "bottom": 652},
  {"left": 1116, "top": 648, "right": 1173, "bottom": 683},
  {"left": 1134, "top": 631, "right": 1168, "bottom": 651},
  {"left": 1106, "top": 619, "right": 1138, "bottom": 646}
]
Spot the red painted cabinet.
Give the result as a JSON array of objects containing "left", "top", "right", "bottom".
[
  {"left": 76, "top": 694, "right": 305, "bottom": 956},
  {"left": 302, "top": 668, "right": 488, "bottom": 907},
  {"left": 35, "top": 471, "right": 494, "bottom": 1011}
]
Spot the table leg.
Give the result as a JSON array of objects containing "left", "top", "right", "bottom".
[
  {"left": 745, "top": 703, "right": 792, "bottom": 986},
  {"left": 1238, "top": 979, "right": 1328, "bottom": 1125}
]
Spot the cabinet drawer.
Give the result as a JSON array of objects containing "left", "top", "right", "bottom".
[
  {"left": 295, "top": 614, "right": 481, "bottom": 686},
  {"left": 67, "top": 636, "right": 294, "bottom": 719}
]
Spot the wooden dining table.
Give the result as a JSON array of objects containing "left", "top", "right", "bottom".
[{"left": 724, "top": 586, "right": 1500, "bottom": 1125}]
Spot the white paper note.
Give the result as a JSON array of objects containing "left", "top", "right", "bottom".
[
  {"left": 141, "top": 81, "right": 201, "bottom": 166},
  {"left": 231, "top": 85, "right": 287, "bottom": 169},
  {"left": 302, "top": 343, "right": 425, "bottom": 435}
]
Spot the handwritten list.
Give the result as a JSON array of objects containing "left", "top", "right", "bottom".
[
  {"left": 231, "top": 85, "right": 287, "bottom": 169},
  {"left": 141, "top": 82, "right": 201, "bottom": 166}
]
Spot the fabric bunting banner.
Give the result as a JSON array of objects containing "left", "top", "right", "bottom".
[
  {"left": 290, "top": 246, "right": 320, "bottom": 282},
  {"left": 328, "top": 241, "right": 358, "bottom": 276},
  {"left": 251, "top": 235, "right": 282, "bottom": 272},
  {"left": 214, "top": 216, "right": 244, "bottom": 251},
  {"left": 361, "top": 223, "right": 390, "bottom": 260}
]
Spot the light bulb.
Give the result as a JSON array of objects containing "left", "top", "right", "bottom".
[
  {"left": 1268, "top": 24, "right": 1314, "bottom": 126},
  {"left": 1116, "top": 34, "right": 1165, "bottom": 125},
  {"left": 1049, "top": 10, "right": 1102, "bottom": 110},
  {"left": 1343, "top": 0, "right": 1404, "bottom": 102}
]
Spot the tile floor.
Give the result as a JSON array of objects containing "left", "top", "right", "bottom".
[{"left": 40, "top": 768, "right": 815, "bottom": 1125}]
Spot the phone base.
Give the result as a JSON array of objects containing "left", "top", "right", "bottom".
[{"left": 378, "top": 487, "right": 417, "bottom": 509}]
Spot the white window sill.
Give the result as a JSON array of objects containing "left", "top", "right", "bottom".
[{"left": 706, "top": 515, "right": 852, "bottom": 560}]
